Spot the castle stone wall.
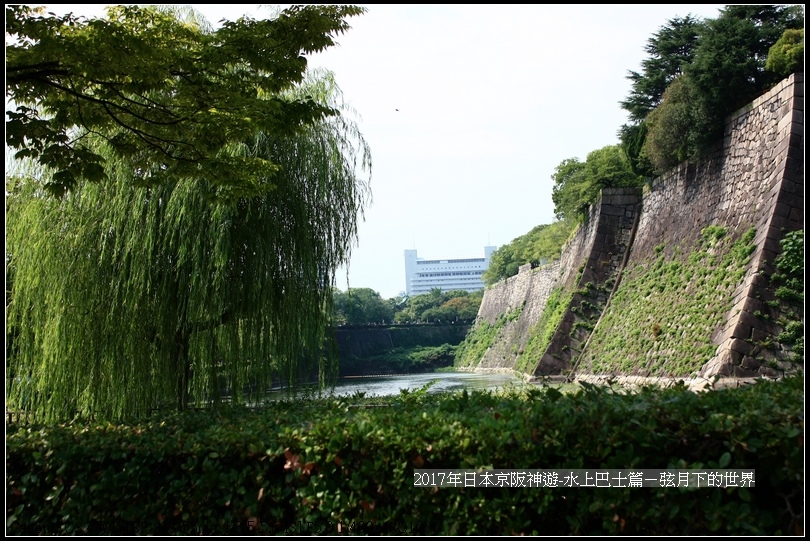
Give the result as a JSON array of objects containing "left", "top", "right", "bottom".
[{"left": 468, "top": 73, "right": 804, "bottom": 379}]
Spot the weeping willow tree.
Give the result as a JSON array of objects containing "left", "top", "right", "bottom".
[{"left": 6, "top": 68, "right": 371, "bottom": 421}]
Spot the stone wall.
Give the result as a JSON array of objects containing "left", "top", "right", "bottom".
[
  {"left": 627, "top": 75, "right": 803, "bottom": 265},
  {"left": 701, "top": 73, "right": 804, "bottom": 376},
  {"left": 468, "top": 73, "right": 804, "bottom": 379},
  {"left": 471, "top": 187, "right": 642, "bottom": 374},
  {"left": 531, "top": 187, "right": 642, "bottom": 375},
  {"left": 473, "top": 260, "right": 561, "bottom": 370}
]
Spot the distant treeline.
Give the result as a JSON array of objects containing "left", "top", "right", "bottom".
[{"left": 331, "top": 287, "right": 483, "bottom": 326}]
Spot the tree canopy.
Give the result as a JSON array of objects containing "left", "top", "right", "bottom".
[
  {"left": 682, "top": 5, "right": 804, "bottom": 156},
  {"left": 620, "top": 15, "right": 703, "bottom": 124},
  {"left": 332, "top": 288, "right": 394, "bottom": 326},
  {"left": 765, "top": 28, "right": 805, "bottom": 77},
  {"left": 618, "top": 14, "right": 704, "bottom": 177},
  {"left": 620, "top": 4, "right": 804, "bottom": 175},
  {"left": 5, "top": 8, "right": 371, "bottom": 421},
  {"left": 484, "top": 144, "right": 641, "bottom": 287},
  {"left": 392, "top": 289, "right": 483, "bottom": 324},
  {"left": 482, "top": 219, "right": 576, "bottom": 285},
  {"left": 551, "top": 145, "right": 642, "bottom": 223},
  {"left": 5, "top": 4, "right": 366, "bottom": 199},
  {"left": 329, "top": 287, "right": 483, "bottom": 325}
]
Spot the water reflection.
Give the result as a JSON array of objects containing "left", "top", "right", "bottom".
[{"left": 270, "top": 371, "right": 528, "bottom": 399}]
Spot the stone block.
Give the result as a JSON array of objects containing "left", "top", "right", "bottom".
[
  {"left": 737, "top": 311, "right": 763, "bottom": 329},
  {"left": 781, "top": 165, "right": 804, "bottom": 186},
  {"left": 701, "top": 354, "right": 732, "bottom": 377},
  {"left": 768, "top": 209, "right": 794, "bottom": 230},
  {"left": 741, "top": 356, "right": 761, "bottom": 370},
  {"left": 777, "top": 110, "right": 794, "bottom": 131},
  {"left": 780, "top": 177, "right": 803, "bottom": 196},
  {"left": 731, "top": 322, "right": 753, "bottom": 340},
  {"left": 773, "top": 200, "right": 792, "bottom": 217},
  {"left": 758, "top": 366, "right": 781, "bottom": 378},
  {"left": 744, "top": 273, "right": 769, "bottom": 289},
  {"left": 579, "top": 268, "right": 596, "bottom": 284},
  {"left": 758, "top": 251, "right": 777, "bottom": 272},
  {"left": 787, "top": 129, "right": 804, "bottom": 150},
  {"left": 750, "top": 327, "right": 772, "bottom": 343},
  {"left": 612, "top": 195, "right": 641, "bottom": 206},
  {"left": 731, "top": 365, "right": 759, "bottom": 377},
  {"left": 788, "top": 206, "right": 803, "bottom": 223},
  {"left": 742, "top": 296, "right": 766, "bottom": 315},
  {"left": 712, "top": 325, "right": 734, "bottom": 343},
  {"left": 738, "top": 313, "right": 780, "bottom": 337},
  {"left": 785, "top": 155, "right": 803, "bottom": 174},
  {"left": 729, "top": 337, "right": 754, "bottom": 356}
]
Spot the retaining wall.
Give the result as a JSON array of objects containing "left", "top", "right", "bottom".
[{"left": 467, "top": 73, "right": 804, "bottom": 379}]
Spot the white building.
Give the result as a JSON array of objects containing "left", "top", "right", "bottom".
[{"left": 404, "top": 246, "right": 497, "bottom": 296}]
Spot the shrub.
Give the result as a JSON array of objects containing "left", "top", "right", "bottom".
[
  {"left": 7, "top": 377, "right": 803, "bottom": 535},
  {"left": 765, "top": 28, "right": 804, "bottom": 77}
]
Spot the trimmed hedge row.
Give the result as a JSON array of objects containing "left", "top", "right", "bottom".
[{"left": 6, "top": 376, "right": 804, "bottom": 535}]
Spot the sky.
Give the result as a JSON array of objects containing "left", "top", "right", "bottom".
[{"left": 35, "top": 4, "right": 728, "bottom": 299}]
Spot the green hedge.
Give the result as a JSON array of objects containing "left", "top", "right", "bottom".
[{"left": 6, "top": 376, "right": 803, "bottom": 535}]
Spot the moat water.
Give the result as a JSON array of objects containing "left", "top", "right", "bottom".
[{"left": 268, "top": 371, "right": 529, "bottom": 399}]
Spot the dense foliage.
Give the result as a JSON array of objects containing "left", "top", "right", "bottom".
[
  {"left": 332, "top": 288, "right": 394, "bottom": 325},
  {"left": 551, "top": 145, "right": 643, "bottom": 222},
  {"left": 619, "top": 4, "right": 804, "bottom": 175},
  {"left": 618, "top": 14, "right": 704, "bottom": 178},
  {"left": 5, "top": 5, "right": 366, "bottom": 199},
  {"left": 620, "top": 15, "right": 703, "bottom": 124},
  {"left": 392, "top": 288, "right": 483, "bottom": 324},
  {"left": 765, "top": 28, "right": 804, "bottom": 77},
  {"left": 483, "top": 220, "right": 576, "bottom": 285},
  {"left": 7, "top": 376, "right": 803, "bottom": 535},
  {"left": 641, "top": 73, "right": 706, "bottom": 171},
  {"left": 331, "top": 287, "right": 483, "bottom": 326},
  {"left": 6, "top": 38, "right": 371, "bottom": 421},
  {"left": 338, "top": 344, "right": 459, "bottom": 375},
  {"left": 769, "top": 230, "right": 804, "bottom": 363}
]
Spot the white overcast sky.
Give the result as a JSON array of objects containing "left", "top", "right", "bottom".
[{"left": 37, "top": 4, "right": 728, "bottom": 299}]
